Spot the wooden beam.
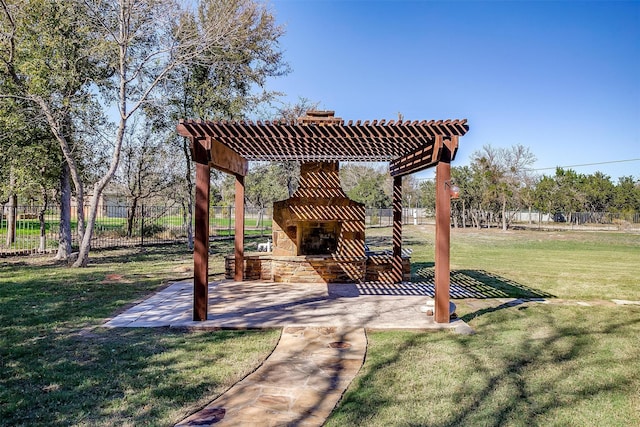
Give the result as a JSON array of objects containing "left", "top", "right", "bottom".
[
  {"left": 208, "top": 137, "right": 249, "bottom": 177},
  {"left": 443, "top": 135, "right": 459, "bottom": 162},
  {"left": 387, "top": 135, "right": 458, "bottom": 177},
  {"left": 193, "top": 156, "right": 210, "bottom": 322},
  {"left": 389, "top": 138, "right": 441, "bottom": 177},
  {"left": 434, "top": 146, "right": 452, "bottom": 324},
  {"left": 190, "top": 137, "right": 211, "bottom": 165},
  {"left": 392, "top": 175, "right": 403, "bottom": 283},
  {"left": 234, "top": 175, "right": 245, "bottom": 281}
]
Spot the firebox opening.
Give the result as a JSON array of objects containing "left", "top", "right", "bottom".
[{"left": 299, "top": 221, "right": 340, "bottom": 255}]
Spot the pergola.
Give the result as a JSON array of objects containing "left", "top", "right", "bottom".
[{"left": 176, "top": 111, "right": 469, "bottom": 323}]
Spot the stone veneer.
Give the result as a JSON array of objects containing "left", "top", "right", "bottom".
[{"left": 225, "top": 253, "right": 411, "bottom": 283}]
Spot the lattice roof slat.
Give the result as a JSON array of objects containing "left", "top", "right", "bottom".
[{"left": 177, "top": 115, "right": 468, "bottom": 166}]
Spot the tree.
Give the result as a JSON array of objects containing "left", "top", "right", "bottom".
[
  {"left": 612, "top": 176, "right": 640, "bottom": 214},
  {"left": 341, "top": 164, "right": 391, "bottom": 208},
  {"left": 552, "top": 168, "right": 584, "bottom": 222},
  {"left": 117, "top": 118, "right": 178, "bottom": 237},
  {"left": 582, "top": 171, "right": 615, "bottom": 220},
  {"left": 0, "top": 0, "right": 102, "bottom": 258},
  {"left": 469, "top": 144, "right": 536, "bottom": 230},
  {"left": 533, "top": 175, "right": 558, "bottom": 222},
  {"left": 161, "top": 0, "right": 289, "bottom": 249},
  {"left": 417, "top": 179, "right": 436, "bottom": 215},
  {"left": 451, "top": 165, "right": 477, "bottom": 228},
  {"left": 64, "top": 0, "right": 291, "bottom": 266},
  {"left": 244, "top": 163, "right": 288, "bottom": 226}
]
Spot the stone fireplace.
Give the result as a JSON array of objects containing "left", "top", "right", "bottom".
[
  {"left": 225, "top": 160, "right": 411, "bottom": 284},
  {"left": 272, "top": 161, "right": 365, "bottom": 259},
  {"left": 266, "top": 161, "right": 367, "bottom": 282}
]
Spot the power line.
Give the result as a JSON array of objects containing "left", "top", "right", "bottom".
[
  {"left": 529, "top": 158, "right": 640, "bottom": 172},
  {"left": 415, "top": 157, "right": 640, "bottom": 181}
]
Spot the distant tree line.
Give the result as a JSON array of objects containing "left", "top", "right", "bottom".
[
  {"left": 425, "top": 146, "right": 639, "bottom": 230},
  {"left": 217, "top": 144, "right": 639, "bottom": 232}
]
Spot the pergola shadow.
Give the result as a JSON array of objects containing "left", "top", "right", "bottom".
[{"left": 413, "top": 262, "right": 555, "bottom": 299}]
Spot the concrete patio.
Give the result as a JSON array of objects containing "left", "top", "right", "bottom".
[{"left": 104, "top": 279, "right": 472, "bottom": 331}]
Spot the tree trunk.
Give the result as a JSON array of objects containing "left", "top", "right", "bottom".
[
  {"left": 73, "top": 103, "right": 128, "bottom": 266},
  {"left": 462, "top": 199, "right": 466, "bottom": 228},
  {"left": 6, "top": 193, "right": 17, "bottom": 247},
  {"left": 38, "top": 187, "right": 48, "bottom": 252},
  {"left": 256, "top": 207, "right": 264, "bottom": 230},
  {"left": 5, "top": 171, "right": 17, "bottom": 247},
  {"left": 502, "top": 197, "right": 508, "bottom": 231},
  {"left": 55, "top": 162, "right": 72, "bottom": 260},
  {"left": 34, "top": 97, "right": 85, "bottom": 244},
  {"left": 126, "top": 197, "right": 138, "bottom": 237}
]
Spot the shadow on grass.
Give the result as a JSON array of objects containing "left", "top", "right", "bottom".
[
  {"left": 326, "top": 306, "right": 640, "bottom": 426},
  {"left": 412, "top": 262, "right": 555, "bottom": 299},
  {"left": 0, "top": 252, "right": 280, "bottom": 425},
  {"left": 0, "top": 325, "right": 278, "bottom": 426}
]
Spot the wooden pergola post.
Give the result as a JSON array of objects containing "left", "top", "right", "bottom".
[
  {"left": 434, "top": 144, "right": 452, "bottom": 323},
  {"left": 392, "top": 175, "right": 403, "bottom": 283},
  {"left": 234, "top": 175, "right": 245, "bottom": 281},
  {"left": 193, "top": 139, "right": 210, "bottom": 321}
]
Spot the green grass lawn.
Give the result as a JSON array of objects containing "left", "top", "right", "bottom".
[
  {"left": 0, "top": 241, "right": 279, "bottom": 426},
  {"left": 1, "top": 227, "right": 639, "bottom": 426},
  {"left": 327, "top": 304, "right": 640, "bottom": 426},
  {"left": 373, "top": 225, "right": 640, "bottom": 301},
  {"left": 328, "top": 225, "right": 640, "bottom": 426}
]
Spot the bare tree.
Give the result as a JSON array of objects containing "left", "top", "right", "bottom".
[
  {"left": 163, "top": 0, "right": 288, "bottom": 250},
  {"left": 470, "top": 144, "right": 536, "bottom": 230},
  {"left": 117, "top": 119, "right": 177, "bottom": 237},
  {"left": 70, "top": 0, "right": 287, "bottom": 265}
]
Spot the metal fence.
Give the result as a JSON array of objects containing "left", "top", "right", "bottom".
[
  {"left": 0, "top": 204, "right": 272, "bottom": 256},
  {"left": 2, "top": 204, "right": 638, "bottom": 256}
]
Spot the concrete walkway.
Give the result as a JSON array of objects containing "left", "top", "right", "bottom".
[{"left": 105, "top": 280, "right": 472, "bottom": 426}]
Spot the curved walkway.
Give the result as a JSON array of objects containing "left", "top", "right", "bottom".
[
  {"left": 105, "top": 280, "right": 472, "bottom": 426},
  {"left": 176, "top": 326, "right": 366, "bottom": 426}
]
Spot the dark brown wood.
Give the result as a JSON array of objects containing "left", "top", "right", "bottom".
[
  {"left": 209, "top": 137, "right": 248, "bottom": 177},
  {"left": 434, "top": 147, "right": 452, "bottom": 324},
  {"left": 177, "top": 118, "right": 468, "bottom": 162},
  {"left": 193, "top": 156, "right": 210, "bottom": 321},
  {"left": 392, "top": 176, "right": 403, "bottom": 283},
  {"left": 234, "top": 174, "right": 245, "bottom": 281},
  {"left": 389, "top": 140, "right": 440, "bottom": 177}
]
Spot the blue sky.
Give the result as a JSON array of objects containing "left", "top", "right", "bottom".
[{"left": 266, "top": 0, "right": 640, "bottom": 181}]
